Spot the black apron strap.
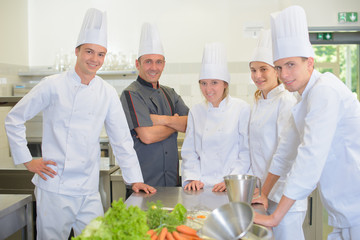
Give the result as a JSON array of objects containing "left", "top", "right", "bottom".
[{"left": 159, "top": 87, "right": 175, "bottom": 115}]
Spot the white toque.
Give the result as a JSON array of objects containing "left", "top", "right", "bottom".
[
  {"left": 271, "top": 5, "right": 314, "bottom": 62},
  {"left": 138, "top": 22, "right": 164, "bottom": 58},
  {"left": 199, "top": 42, "right": 230, "bottom": 83},
  {"left": 250, "top": 29, "right": 274, "bottom": 67},
  {"left": 76, "top": 8, "right": 107, "bottom": 49}
]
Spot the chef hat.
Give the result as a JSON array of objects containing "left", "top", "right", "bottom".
[
  {"left": 199, "top": 42, "right": 230, "bottom": 83},
  {"left": 76, "top": 8, "right": 107, "bottom": 49},
  {"left": 271, "top": 5, "right": 314, "bottom": 62},
  {"left": 250, "top": 29, "right": 274, "bottom": 67},
  {"left": 138, "top": 23, "right": 164, "bottom": 58}
]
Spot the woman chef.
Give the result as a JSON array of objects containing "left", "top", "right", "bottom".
[
  {"left": 254, "top": 6, "right": 360, "bottom": 239},
  {"left": 181, "top": 42, "right": 251, "bottom": 192},
  {"left": 248, "top": 29, "right": 307, "bottom": 240}
]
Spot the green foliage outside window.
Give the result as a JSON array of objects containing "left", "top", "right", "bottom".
[{"left": 313, "top": 45, "right": 359, "bottom": 96}]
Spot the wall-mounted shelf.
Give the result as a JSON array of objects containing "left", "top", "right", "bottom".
[{"left": 18, "top": 69, "right": 137, "bottom": 77}]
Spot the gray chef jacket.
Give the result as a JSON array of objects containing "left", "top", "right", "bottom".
[{"left": 120, "top": 76, "right": 189, "bottom": 186}]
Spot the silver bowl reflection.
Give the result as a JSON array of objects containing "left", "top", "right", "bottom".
[
  {"left": 241, "top": 224, "right": 273, "bottom": 240},
  {"left": 200, "top": 202, "right": 253, "bottom": 240}
]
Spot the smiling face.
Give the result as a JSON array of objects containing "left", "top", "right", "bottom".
[
  {"left": 274, "top": 57, "right": 314, "bottom": 95},
  {"left": 199, "top": 79, "right": 228, "bottom": 107},
  {"left": 250, "top": 61, "right": 279, "bottom": 98},
  {"left": 75, "top": 43, "right": 107, "bottom": 81},
  {"left": 136, "top": 54, "right": 165, "bottom": 88}
]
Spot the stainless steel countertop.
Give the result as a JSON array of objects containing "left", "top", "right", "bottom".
[
  {"left": 0, "top": 194, "right": 32, "bottom": 218},
  {"left": 0, "top": 96, "right": 23, "bottom": 107},
  {"left": 0, "top": 194, "right": 33, "bottom": 240},
  {"left": 0, "top": 157, "right": 117, "bottom": 172},
  {"left": 124, "top": 187, "right": 267, "bottom": 215}
]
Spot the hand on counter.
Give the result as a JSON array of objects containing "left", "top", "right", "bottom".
[
  {"left": 184, "top": 180, "right": 204, "bottom": 191},
  {"left": 131, "top": 182, "right": 157, "bottom": 194},
  {"left": 212, "top": 182, "right": 226, "bottom": 192},
  {"left": 24, "top": 158, "right": 57, "bottom": 180},
  {"left": 252, "top": 190, "right": 269, "bottom": 210}
]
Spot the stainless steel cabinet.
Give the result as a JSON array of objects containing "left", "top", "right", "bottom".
[{"left": 303, "top": 189, "right": 323, "bottom": 240}]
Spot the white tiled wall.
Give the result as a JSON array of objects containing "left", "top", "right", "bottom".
[{"left": 2, "top": 61, "right": 256, "bottom": 157}]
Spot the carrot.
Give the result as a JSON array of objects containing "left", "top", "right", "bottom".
[
  {"left": 147, "top": 229, "right": 156, "bottom": 237},
  {"left": 172, "top": 231, "right": 185, "bottom": 240},
  {"left": 179, "top": 233, "right": 202, "bottom": 240},
  {"left": 151, "top": 233, "right": 158, "bottom": 240},
  {"left": 157, "top": 227, "right": 168, "bottom": 240},
  {"left": 166, "top": 231, "right": 175, "bottom": 240},
  {"left": 176, "top": 225, "right": 198, "bottom": 237},
  {"left": 196, "top": 215, "right": 206, "bottom": 219}
]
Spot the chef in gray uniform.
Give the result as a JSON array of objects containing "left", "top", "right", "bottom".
[{"left": 120, "top": 23, "right": 189, "bottom": 189}]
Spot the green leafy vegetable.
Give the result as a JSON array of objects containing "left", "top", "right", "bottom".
[
  {"left": 170, "top": 203, "right": 187, "bottom": 223},
  {"left": 73, "top": 199, "right": 150, "bottom": 240},
  {"left": 146, "top": 201, "right": 187, "bottom": 232}
]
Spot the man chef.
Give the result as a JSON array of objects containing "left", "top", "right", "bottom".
[
  {"left": 120, "top": 23, "right": 189, "bottom": 190},
  {"left": 5, "top": 8, "right": 155, "bottom": 239},
  {"left": 254, "top": 6, "right": 360, "bottom": 239}
]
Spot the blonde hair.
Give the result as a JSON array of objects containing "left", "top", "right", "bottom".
[
  {"left": 254, "top": 78, "right": 281, "bottom": 102},
  {"left": 254, "top": 89, "right": 262, "bottom": 102}
]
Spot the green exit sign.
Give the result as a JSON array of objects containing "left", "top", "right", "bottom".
[
  {"left": 338, "top": 12, "right": 358, "bottom": 23},
  {"left": 317, "top": 32, "right": 333, "bottom": 40}
]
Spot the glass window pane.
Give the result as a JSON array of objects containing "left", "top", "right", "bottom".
[{"left": 313, "top": 44, "right": 359, "bottom": 99}]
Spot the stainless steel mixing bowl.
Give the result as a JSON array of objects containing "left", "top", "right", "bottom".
[{"left": 200, "top": 202, "right": 254, "bottom": 240}]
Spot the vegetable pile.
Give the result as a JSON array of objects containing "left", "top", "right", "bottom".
[
  {"left": 73, "top": 199, "right": 201, "bottom": 240},
  {"left": 73, "top": 199, "right": 149, "bottom": 240}
]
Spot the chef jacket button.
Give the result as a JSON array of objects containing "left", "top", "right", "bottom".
[{"left": 165, "top": 151, "right": 168, "bottom": 154}]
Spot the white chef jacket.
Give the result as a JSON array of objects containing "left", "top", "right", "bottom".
[
  {"left": 249, "top": 84, "right": 307, "bottom": 212},
  {"left": 270, "top": 70, "right": 360, "bottom": 228},
  {"left": 5, "top": 69, "right": 144, "bottom": 196},
  {"left": 181, "top": 96, "right": 251, "bottom": 187}
]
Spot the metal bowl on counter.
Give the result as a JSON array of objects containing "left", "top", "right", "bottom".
[
  {"left": 200, "top": 202, "right": 253, "bottom": 240},
  {"left": 241, "top": 224, "right": 273, "bottom": 240}
]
